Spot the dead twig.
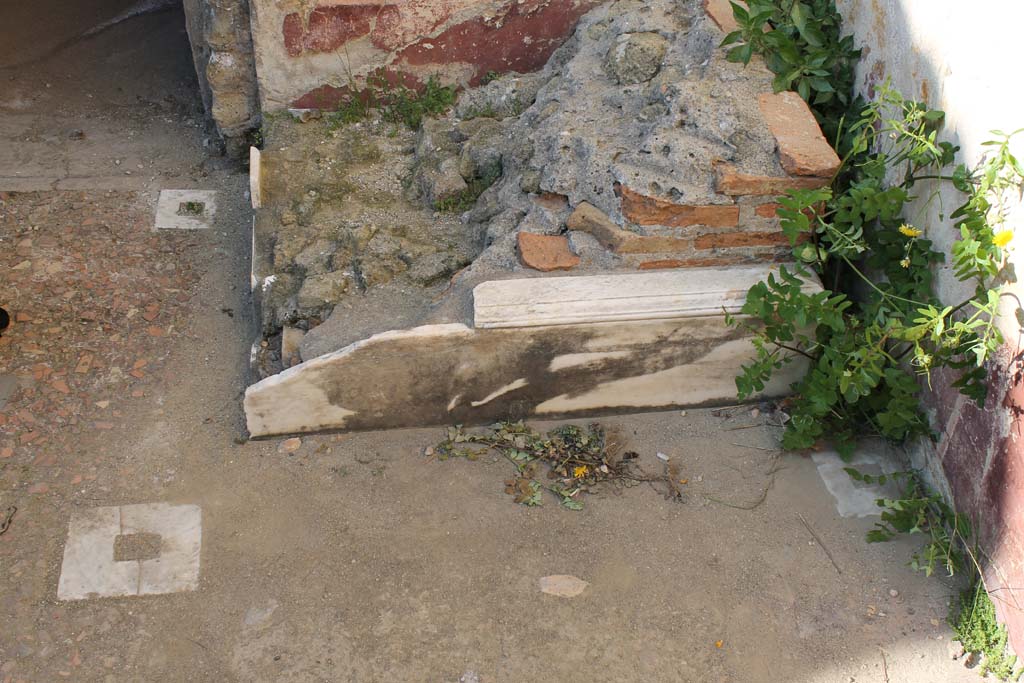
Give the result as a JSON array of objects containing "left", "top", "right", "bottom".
[
  {"left": 723, "top": 423, "right": 762, "bottom": 431},
  {"left": 703, "top": 453, "right": 782, "bottom": 510},
  {"left": 184, "top": 637, "right": 210, "bottom": 651},
  {"left": 880, "top": 648, "right": 890, "bottom": 682},
  {"left": 730, "top": 442, "right": 776, "bottom": 451},
  {"left": 704, "top": 487, "right": 770, "bottom": 510},
  {"left": 797, "top": 513, "right": 842, "bottom": 575}
]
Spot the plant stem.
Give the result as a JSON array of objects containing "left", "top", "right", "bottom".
[{"left": 840, "top": 255, "right": 923, "bottom": 306}]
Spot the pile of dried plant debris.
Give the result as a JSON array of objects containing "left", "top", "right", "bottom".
[{"left": 427, "top": 421, "right": 685, "bottom": 509}]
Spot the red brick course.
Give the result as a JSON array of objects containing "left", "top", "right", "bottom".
[
  {"left": 715, "top": 163, "right": 831, "bottom": 196},
  {"left": 638, "top": 256, "right": 746, "bottom": 269},
  {"left": 693, "top": 231, "right": 791, "bottom": 249},
  {"left": 617, "top": 185, "right": 739, "bottom": 228},
  {"left": 754, "top": 203, "right": 782, "bottom": 218},
  {"left": 566, "top": 202, "right": 691, "bottom": 254}
]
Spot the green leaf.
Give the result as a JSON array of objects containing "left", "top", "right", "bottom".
[
  {"left": 789, "top": 1, "right": 808, "bottom": 34},
  {"left": 561, "top": 497, "right": 583, "bottom": 511},
  {"left": 797, "top": 78, "right": 811, "bottom": 101}
]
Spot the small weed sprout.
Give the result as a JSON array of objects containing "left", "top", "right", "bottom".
[
  {"left": 325, "top": 73, "right": 456, "bottom": 132},
  {"left": 952, "top": 581, "right": 1021, "bottom": 680}
]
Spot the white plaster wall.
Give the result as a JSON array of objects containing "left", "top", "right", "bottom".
[
  {"left": 838, "top": 2, "right": 1024, "bottom": 648},
  {"left": 836, "top": 0, "right": 1024, "bottom": 337}
]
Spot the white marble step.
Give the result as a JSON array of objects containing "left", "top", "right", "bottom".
[{"left": 473, "top": 265, "right": 820, "bottom": 329}]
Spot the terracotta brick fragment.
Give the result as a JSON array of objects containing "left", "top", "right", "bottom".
[
  {"left": 714, "top": 164, "right": 830, "bottom": 196},
  {"left": 517, "top": 233, "right": 580, "bottom": 272},
  {"left": 617, "top": 185, "right": 739, "bottom": 228},
  {"left": 704, "top": 0, "right": 740, "bottom": 33},
  {"left": 566, "top": 203, "right": 690, "bottom": 254},
  {"left": 74, "top": 354, "right": 93, "bottom": 374},
  {"left": 694, "top": 231, "right": 792, "bottom": 249},
  {"left": 758, "top": 92, "right": 841, "bottom": 177}
]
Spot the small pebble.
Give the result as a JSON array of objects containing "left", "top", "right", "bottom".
[
  {"left": 278, "top": 437, "right": 301, "bottom": 453},
  {"left": 889, "top": 588, "right": 899, "bottom": 598},
  {"left": 656, "top": 452, "right": 670, "bottom": 462}
]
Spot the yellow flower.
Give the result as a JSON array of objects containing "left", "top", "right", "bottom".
[
  {"left": 994, "top": 230, "right": 1013, "bottom": 248},
  {"left": 573, "top": 465, "right": 588, "bottom": 478},
  {"left": 899, "top": 224, "right": 923, "bottom": 238},
  {"left": 899, "top": 257, "right": 911, "bottom": 268}
]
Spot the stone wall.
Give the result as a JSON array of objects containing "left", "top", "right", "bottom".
[
  {"left": 836, "top": 0, "right": 1024, "bottom": 652},
  {"left": 183, "top": 0, "right": 261, "bottom": 157},
  {"left": 248, "top": 0, "right": 606, "bottom": 111}
]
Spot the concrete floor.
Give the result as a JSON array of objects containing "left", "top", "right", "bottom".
[{"left": 0, "top": 4, "right": 985, "bottom": 682}]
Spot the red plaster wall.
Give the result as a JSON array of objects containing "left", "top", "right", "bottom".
[
  {"left": 924, "top": 356, "right": 1024, "bottom": 653},
  {"left": 279, "top": 0, "right": 601, "bottom": 109}
]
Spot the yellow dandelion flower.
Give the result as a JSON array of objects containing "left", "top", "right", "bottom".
[
  {"left": 994, "top": 230, "right": 1013, "bottom": 248},
  {"left": 898, "top": 224, "right": 923, "bottom": 238},
  {"left": 899, "top": 257, "right": 911, "bottom": 269},
  {"left": 573, "top": 465, "right": 588, "bottom": 478}
]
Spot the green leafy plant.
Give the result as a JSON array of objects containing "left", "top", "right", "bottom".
[
  {"left": 952, "top": 580, "right": 1021, "bottom": 680},
  {"left": 846, "top": 468, "right": 970, "bottom": 576},
  {"left": 729, "top": 86, "right": 1022, "bottom": 457},
  {"left": 460, "top": 103, "right": 501, "bottom": 120},
  {"left": 479, "top": 70, "right": 502, "bottom": 85},
  {"left": 380, "top": 75, "right": 457, "bottom": 130},
  {"left": 721, "top": 0, "right": 861, "bottom": 141},
  {"left": 325, "top": 73, "right": 456, "bottom": 131}
]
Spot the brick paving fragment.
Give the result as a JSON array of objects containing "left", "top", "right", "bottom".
[{"left": 0, "top": 191, "right": 198, "bottom": 500}]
